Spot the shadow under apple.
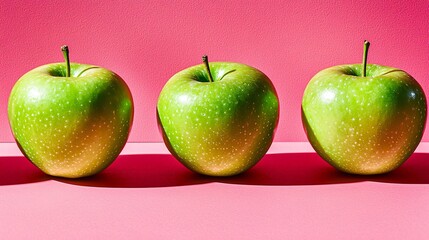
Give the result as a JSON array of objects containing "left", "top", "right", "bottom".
[
  {"left": 221, "top": 152, "right": 429, "bottom": 186},
  {"left": 57, "top": 152, "right": 429, "bottom": 188},
  {"left": 56, "top": 154, "right": 212, "bottom": 188},
  {"left": 0, "top": 156, "right": 49, "bottom": 185}
]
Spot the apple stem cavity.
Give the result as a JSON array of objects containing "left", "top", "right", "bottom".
[
  {"left": 61, "top": 45, "right": 71, "bottom": 77},
  {"left": 362, "top": 40, "right": 370, "bottom": 77},
  {"left": 202, "top": 55, "right": 214, "bottom": 82}
]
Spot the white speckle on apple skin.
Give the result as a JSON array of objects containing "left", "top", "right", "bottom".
[
  {"left": 8, "top": 63, "right": 134, "bottom": 178},
  {"left": 302, "top": 64, "right": 427, "bottom": 175}
]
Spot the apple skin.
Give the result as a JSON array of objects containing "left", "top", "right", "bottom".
[
  {"left": 8, "top": 63, "right": 133, "bottom": 178},
  {"left": 302, "top": 64, "right": 426, "bottom": 175},
  {"left": 157, "top": 62, "right": 279, "bottom": 176}
]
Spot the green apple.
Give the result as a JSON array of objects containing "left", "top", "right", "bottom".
[
  {"left": 157, "top": 56, "right": 279, "bottom": 176},
  {"left": 8, "top": 46, "right": 133, "bottom": 178},
  {"left": 302, "top": 41, "right": 427, "bottom": 175}
]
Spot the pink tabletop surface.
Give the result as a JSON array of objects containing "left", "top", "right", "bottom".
[{"left": 1, "top": 143, "right": 429, "bottom": 239}]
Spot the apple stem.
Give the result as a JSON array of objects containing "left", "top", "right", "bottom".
[
  {"left": 202, "top": 55, "right": 214, "bottom": 82},
  {"left": 61, "top": 45, "right": 71, "bottom": 77},
  {"left": 362, "top": 40, "right": 370, "bottom": 77}
]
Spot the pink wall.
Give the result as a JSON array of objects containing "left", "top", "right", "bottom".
[{"left": 0, "top": 0, "right": 427, "bottom": 142}]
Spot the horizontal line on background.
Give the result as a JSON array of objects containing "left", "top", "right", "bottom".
[{"left": 0, "top": 142, "right": 428, "bottom": 157}]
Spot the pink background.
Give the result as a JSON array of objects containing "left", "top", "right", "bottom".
[{"left": 0, "top": 0, "right": 428, "bottom": 143}]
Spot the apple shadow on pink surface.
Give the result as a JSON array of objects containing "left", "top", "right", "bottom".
[
  {"left": 0, "top": 156, "right": 49, "bottom": 185},
  {"left": 225, "top": 153, "right": 429, "bottom": 185},
  {"left": 57, "top": 152, "right": 429, "bottom": 188}
]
